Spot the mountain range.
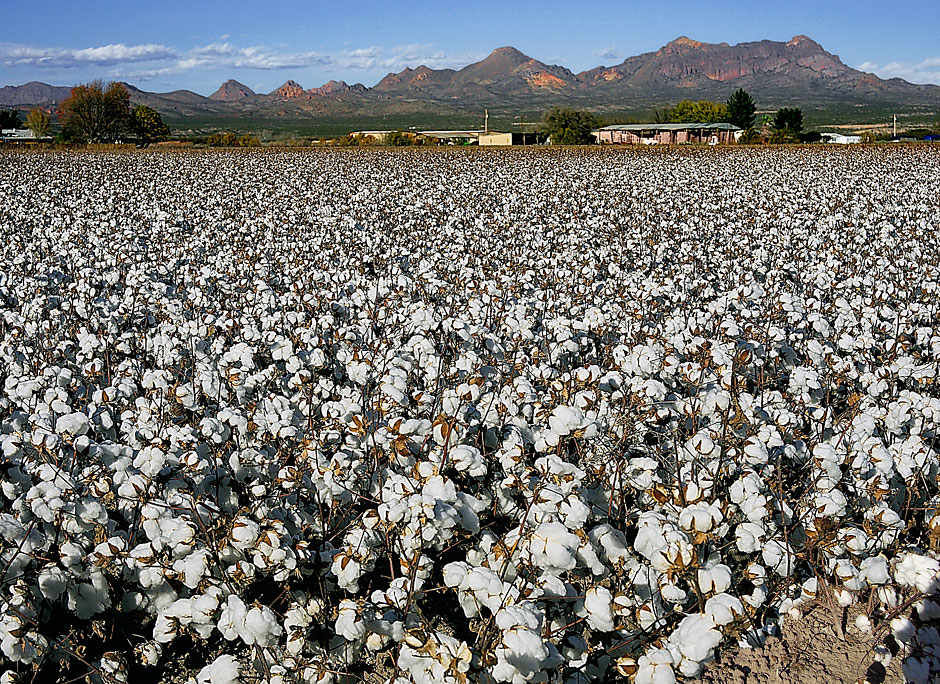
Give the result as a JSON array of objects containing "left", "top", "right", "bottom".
[{"left": 2, "top": 36, "right": 938, "bottom": 132}]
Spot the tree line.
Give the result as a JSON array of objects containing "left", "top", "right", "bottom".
[
  {"left": 1, "top": 81, "right": 171, "bottom": 146},
  {"left": 539, "top": 90, "right": 817, "bottom": 145}
]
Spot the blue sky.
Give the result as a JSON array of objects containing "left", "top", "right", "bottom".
[{"left": 2, "top": 0, "right": 938, "bottom": 94}]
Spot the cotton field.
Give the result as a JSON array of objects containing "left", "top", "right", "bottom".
[{"left": 0, "top": 146, "right": 938, "bottom": 684}]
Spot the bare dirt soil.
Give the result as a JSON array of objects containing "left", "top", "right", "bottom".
[{"left": 698, "top": 602, "right": 905, "bottom": 684}]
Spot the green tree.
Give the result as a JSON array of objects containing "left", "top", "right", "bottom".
[
  {"left": 737, "top": 127, "right": 762, "bottom": 145},
  {"left": 25, "top": 109, "right": 51, "bottom": 139},
  {"left": 0, "top": 110, "right": 22, "bottom": 129},
  {"left": 131, "top": 105, "right": 170, "bottom": 146},
  {"left": 385, "top": 130, "right": 413, "bottom": 146},
  {"left": 726, "top": 89, "right": 756, "bottom": 129},
  {"left": 668, "top": 100, "right": 730, "bottom": 123},
  {"left": 651, "top": 106, "right": 672, "bottom": 124},
  {"left": 208, "top": 132, "right": 238, "bottom": 147},
  {"left": 540, "top": 106, "right": 599, "bottom": 144},
  {"left": 58, "top": 81, "right": 131, "bottom": 143},
  {"left": 773, "top": 107, "right": 804, "bottom": 135}
]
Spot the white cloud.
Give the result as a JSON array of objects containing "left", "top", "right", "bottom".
[
  {"left": 0, "top": 40, "right": 481, "bottom": 79},
  {"left": 593, "top": 46, "right": 621, "bottom": 61},
  {"left": 853, "top": 57, "right": 940, "bottom": 85},
  {"left": 177, "top": 43, "right": 332, "bottom": 71},
  {"left": 0, "top": 42, "right": 177, "bottom": 68}
]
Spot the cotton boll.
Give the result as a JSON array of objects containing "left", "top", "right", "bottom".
[
  {"left": 195, "top": 655, "right": 240, "bottom": 684},
  {"left": 583, "top": 587, "right": 615, "bottom": 631},
  {"left": 705, "top": 594, "right": 744, "bottom": 626},
  {"left": 217, "top": 595, "right": 247, "bottom": 642},
  {"left": 855, "top": 614, "right": 872, "bottom": 634},
  {"left": 762, "top": 539, "right": 795, "bottom": 576},
  {"left": 735, "top": 522, "right": 765, "bottom": 554},
  {"left": 635, "top": 648, "right": 676, "bottom": 684},
  {"left": 494, "top": 627, "right": 552, "bottom": 682},
  {"left": 496, "top": 604, "right": 543, "bottom": 632},
  {"left": 230, "top": 517, "right": 260, "bottom": 550},
  {"left": 860, "top": 555, "right": 890, "bottom": 585},
  {"left": 449, "top": 444, "right": 486, "bottom": 477},
  {"left": 697, "top": 563, "right": 732, "bottom": 594},
  {"left": 667, "top": 614, "right": 721, "bottom": 676},
  {"left": 55, "top": 412, "right": 90, "bottom": 437},
  {"left": 893, "top": 553, "right": 940, "bottom": 593},
  {"left": 243, "top": 604, "right": 282, "bottom": 647},
  {"left": 336, "top": 599, "right": 367, "bottom": 641},
  {"left": 38, "top": 563, "right": 68, "bottom": 599},
  {"left": 529, "top": 522, "right": 579, "bottom": 574}
]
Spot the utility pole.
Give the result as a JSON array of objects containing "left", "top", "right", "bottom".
[
  {"left": 484, "top": 109, "right": 489, "bottom": 134},
  {"left": 893, "top": 113, "right": 897, "bottom": 139}
]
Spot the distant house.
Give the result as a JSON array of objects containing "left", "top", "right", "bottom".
[
  {"left": 821, "top": 133, "right": 861, "bottom": 144},
  {"left": 594, "top": 123, "right": 740, "bottom": 145},
  {"left": 1, "top": 128, "right": 49, "bottom": 144}
]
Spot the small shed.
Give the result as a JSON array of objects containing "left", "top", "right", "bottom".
[{"left": 478, "top": 132, "right": 542, "bottom": 146}]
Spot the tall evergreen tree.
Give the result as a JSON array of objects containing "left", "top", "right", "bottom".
[
  {"left": 726, "top": 89, "right": 756, "bottom": 129},
  {"left": 773, "top": 107, "right": 804, "bottom": 134},
  {"left": 0, "top": 110, "right": 22, "bottom": 129}
]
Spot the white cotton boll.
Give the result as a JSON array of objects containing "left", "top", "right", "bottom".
[
  {"left": 536, "top": 573, "right": 568, "bottom": 598},
  {"left": 635, "top": 648, "right": 676, "bottom": 684},
  {"left": 196, "top": 654, "right": 240, "bottom": 684},
  {"left": 496, "top": 604, "right": 543, "bottom": 632},
  {"left": 55, "top": 412, "right": 90, "bottom": 436},
  {"left": 529, "top": 522, "right": 580, "bottom": 574},
  {"left": 443, "top": 561, "right": 469, "bottom": 588},
  {"left": 243, "top": 605, "right": 282, "bottom": 647},
  {"left": 336, "top": 599, "right": 367, "bottom": 641},
  {"left": 891, "top": 617, "right": 917, "bottom": 645},
  {"left": 860, "top": 555, "right": 890, "bottom": 585},
  {"left": 217, "top": 595, "right": 247, "bottom": 642},
  {"left": 893, "top": 553, "right": 940, "bottom": 593},
  {"left": 668, "top": 614, "right": 721, "bottom": 676},
  {"left": 583, "top": 587, "right": 615, "bottom": 631},
  {"left": 659, "top": 582, "right": 686, "bottom": 604},
  {"left": 68, "top": 572, "right": 111, "bottom": 619},
  {"left": 855, "top": 615, "right": 872, "bottom": 633},
  {"left": 449, "top": 444, "right": 486, "bottom": 477},
  {"left": 230, "top": 517, "right": 259, "bottom": 550},
  {"left": 705, "top": 594, "right": 744, "bottom": 626},
  {"left": 917, "top": 600, "right": 940, "bottom": 621},
  {"left": 678, "top": 502, "right": 722, "bottom": 534},
  {"left": 38, "top": 564, "right": 68, "bottom": 599},
  {"left": 697, "top": 563, "right": 732, "bottom": 594},
  {"left": 734, "top": 521, "right": 765, "bottom": 554},
  {"left": 548, "top": 405, "right": 582, "bottom": 437},
  {"left": 497, "top": 627, "right": 550, "bottom": 679},
  {"left": 902, "top": 658, "right": 932, "bottom": 683},
  {"left": 761, "top": 539, "right": 794, "bottom": 576},
  {"left": 836, "top": 589, "right": 854, "bottom": 607},
  {"left": 742, "top": 438, "right": 769, "bottom": 465},
  {"left": 589, "top": 524, "right": 630, "bottom": 565}
]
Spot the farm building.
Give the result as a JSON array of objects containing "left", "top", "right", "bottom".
[
  {"left": 821, "top": 133, "right": 861, "bottom": 144},
  {"left": 594, "top": 123, "right": 740, "bottom": 145},
  {"left": 1, "top": 129, "right": 49, "bottom": 145},
  {"left": 478, "top": 132, "right": 542, "bottom": 146}
]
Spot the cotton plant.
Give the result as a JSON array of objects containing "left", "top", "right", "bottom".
[{"left": 0, "top": 147, "right": 938, "bottom": 682}]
